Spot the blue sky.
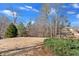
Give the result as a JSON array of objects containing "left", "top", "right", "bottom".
[
  {"left": 0, "top": 3, "right": 42, "bottom": 25},
  {"left": 0, "top": 3, "right": 79, "bottom": 27}
]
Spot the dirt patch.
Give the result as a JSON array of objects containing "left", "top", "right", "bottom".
[
  {"left": 0, "top": 37, "right": 45, "bottom": 52},
  {"left": 0, "top": 37, "right": 53, "bottom": 56}
]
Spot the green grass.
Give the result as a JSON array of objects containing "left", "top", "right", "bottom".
[{"left": 44, "top": 38, "right": 79, "bottom": 56}]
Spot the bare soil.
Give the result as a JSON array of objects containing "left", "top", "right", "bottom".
[{"left": 0, "top": 37, "right": 52, "bottom": 56}]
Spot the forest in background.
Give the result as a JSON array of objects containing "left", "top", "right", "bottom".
[{"left": 0, "top": 4, "right": 75, "bottom": 39}]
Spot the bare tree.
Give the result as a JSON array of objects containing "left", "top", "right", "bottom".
[
  {"left": 50, "top": 4, "right": 70, "bottom": 38},
  {"left": 25, "top": 3, "right": 70, "bottom": 38},
  {"left": 34, "top": 3, "right": 51, "bottom": 37},
  {"left": 0, "top": 15, "right": 9, "bottom": 38},
  {"left": 6, "top": 6, "right": 17, "bottom": 25},
  {"left": 26, "top": 19, "right": 33, "bottom": 36}
]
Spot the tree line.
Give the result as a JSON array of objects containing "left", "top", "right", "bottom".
[{"left": 0, "top": 4, "right": 71, "bottom": 39}]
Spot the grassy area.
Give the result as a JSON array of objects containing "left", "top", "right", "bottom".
[{"left": 44, "top": 38, "right": 79, "bottom": 56}]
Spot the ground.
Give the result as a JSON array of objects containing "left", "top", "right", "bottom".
[{"left": 0, "top": 37, "right": 52, "bottom": 56}]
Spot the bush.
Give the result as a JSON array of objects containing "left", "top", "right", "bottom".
[
  {"left": 5, "top": 23, "right": 18, "bottom": 38},
  {"left": 44, "top": 38, "right": 79, "bottom": 56},
  {"left": 17, "top": 22, "right": 27, "bottom": 37}
]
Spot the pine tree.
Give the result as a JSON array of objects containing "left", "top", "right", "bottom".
[{"left": 5, "top": 23, "right": 18, "bottom": 38}]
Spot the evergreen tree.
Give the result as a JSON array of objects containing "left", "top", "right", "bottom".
[
  {"left": 5, "top": 23, "right": 18, "bottom": 38},
  {"left": 17, "top": 22, "right": 27, "bottom": 37}
]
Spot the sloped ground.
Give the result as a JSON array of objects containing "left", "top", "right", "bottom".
[{"left": 0, "top": 37, "right": 52, "bottom": 56}]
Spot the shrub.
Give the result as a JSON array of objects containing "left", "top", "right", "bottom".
[
  {"left": 5, "top": 23, "right": 18, "bottom": 38},
  {"left": 17, "top": 22, "right": 27, "bottom": 37},
  {"left": 44, "top": 38, "right": 79, "bottom": 56}
]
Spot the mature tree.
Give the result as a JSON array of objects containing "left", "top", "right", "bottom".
[
  {"left": 58, "top": 15, "right": 71, "bottom": 38},
  {"left": 6, "top": 7, "right": 17, "bottom": 25},
  {"left": 34, "top": 3, "right": 51, "bottom": 37},
  {"left": 50, "top": 4, "right": 70, "bottom": 38},
  {"left": 24, "top": 3, "right": 70, "bottom": 38},
  {"left": 0, "top": 15, "right": 9, "bottom": 38}
]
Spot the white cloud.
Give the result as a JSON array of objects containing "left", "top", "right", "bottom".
[
  {"left": 76, "top": 14, "right": 79, "bottom": 18},
  {"left": 0, "top": 10, "right": 17, "bottom": 17},
  {"left": 25, "top": 5, "right": 32, "bottom": 9},
  {"left": 19, "top": 7, "right": 29, "bottom": 11},
  {"left": 76, "top": 14, "right": 79, "bottom": 19},
  {"left": 75, "top": 14, "right": 79, "bottom": 19},
  {"left": 49, "top": 8, "right": 56, "bottom": 15},
  {"left": 67, "top": 11, "right": 75, "bottom": 14},
  {"left": 32, "top": 8, "right": 39, "bottom": 12},
  {"left": 72, "top": 4, "right": 79, "bottom": 8},
  {"left": 31, "top": 21, "right": 35, "bottom": 24},
  {"left": 1, "top": 10, "right": 13, "bottom": 16},
  {"left": 19, "top": 6, "right": 39, "bottom": 12},
  {"left": 19, "top": 7, "right": 26, "bottom": 10},
  {"left": 25, "top": 5, "right": 39, "bottom": 12}
]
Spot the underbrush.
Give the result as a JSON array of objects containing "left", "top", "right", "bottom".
[{"left": 44, "top": 38, "right": 79, "bottom": 56}]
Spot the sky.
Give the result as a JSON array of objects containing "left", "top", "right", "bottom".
[
  {"left": 0, "top": 3, "right": 42, "bottom": 25},
  {"left": 0, "top": 3, "right": 79, "bottom": 27}
]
